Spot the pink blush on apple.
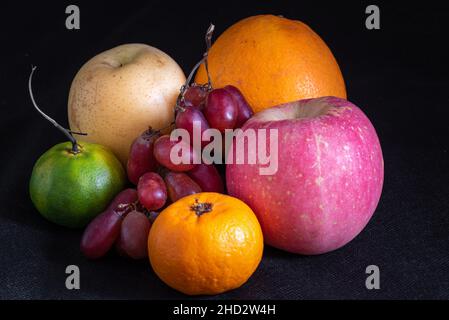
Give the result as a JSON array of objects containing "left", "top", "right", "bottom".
[{"left": 226, "top": 96, "right": 384, "bottom": 255}]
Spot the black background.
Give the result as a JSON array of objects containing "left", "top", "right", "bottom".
[{"left": 1, "top": 0, "right": 449, "bottom": 299}]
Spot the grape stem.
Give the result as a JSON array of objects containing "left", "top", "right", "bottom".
[
  {"left": 176, "top": 23, "right": 215, "bottom": 111},
  {"left": 115, "top": 201, "right": 140, "bottom": 218},
  {"left": 28, "top": 66, "right": 87, "bottom": 154},
  {"left": 116, "top": 200, "right": 156, "bottom": 222},
  {"left": 204, "top": 23, "right": 214, "bottom": 89},
  {"left": 151, "top": 122, "right": 175, "bottom": 136}
]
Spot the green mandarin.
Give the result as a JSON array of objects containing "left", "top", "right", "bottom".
[{"left": 29, "top": 141, "right": 126, "bottom": 228}]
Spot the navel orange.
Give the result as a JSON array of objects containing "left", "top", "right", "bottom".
[{"left": 195, "top": 15, "right": 346, "bottom": 113}]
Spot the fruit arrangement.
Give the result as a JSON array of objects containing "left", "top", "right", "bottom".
[
  {"left": 77, "top": 25, "right": 257, "bottom": 263},
  {"left": 29, "top": 15, "right": 383, "bottom": 296}
]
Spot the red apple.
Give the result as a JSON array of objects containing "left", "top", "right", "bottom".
[{"left": 226, "top": 97, "right": 384, "bottom": 255}]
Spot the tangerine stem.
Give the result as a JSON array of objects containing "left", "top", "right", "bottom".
[
  {"left": 190, "top": 198, "right": 213, "bottom": 217},
  {"left": 28, "top": 66, "right": 85, "bottom": 153}
]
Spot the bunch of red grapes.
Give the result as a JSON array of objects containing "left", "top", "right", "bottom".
[{"left": 80, "top": 83, "right": 254, "bottom": 260}]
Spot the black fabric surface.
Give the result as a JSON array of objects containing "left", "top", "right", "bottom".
[{"left": 1, "top": 1, "right": 448, "bottom": 299}]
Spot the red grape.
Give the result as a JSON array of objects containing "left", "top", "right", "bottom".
[
  {"left": 164, "top": 172, "right": 202, "bottom": 202},
  {"left": 224, "top": 85, "right": 254, "bottom": 128},
  {"left": 183, "top": 85, "right": 209, "bottom": 109},
  {"left": 115, "top": 210, "right": 151, "bottom": 259},
  {"left": 153, "top": 135, "right": 199, "bottom": 172},
  {"left": 204, "top": 88, "right": 238, "bottom": 132},
  {"left": 175, "top": 106, "right": 210, "bottom": 148},
  {"left": 127, "top": 128, "right": 160, "bottom": 185},
  {"left": 137, "top": 172, "right": 167, "bottom": 211},
  {"left": 80, "top": 189, "right": 137, "bottom": 259},
  {"left": 187, "top": 163, "right": 224, "bottom": 193}
]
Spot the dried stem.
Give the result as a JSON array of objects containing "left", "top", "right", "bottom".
[
  {"left": 176, "top": 23, "right": 216, "bottom": 110},
  {"left": 204, "top": 23, "right": 215, "bottom": 89},
  {"left": 190, "top": 198, "right": 213, "bottom": 217},
  {"left": 28, "top": 66, "right": 86, "bottom": 153},
  {"left": 185, "top": 57, "right": 207, "bottom": 91}
]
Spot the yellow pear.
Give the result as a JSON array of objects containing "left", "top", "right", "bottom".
[{"left": 68, "top": 44, "right": 185, "bottom": 164}]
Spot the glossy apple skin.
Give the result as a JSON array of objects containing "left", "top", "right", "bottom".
[{"left": 226, "top": 97, "right": 384, "bottom": 254}]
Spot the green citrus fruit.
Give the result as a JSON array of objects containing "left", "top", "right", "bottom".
[{"left": 30, "top": 141, "right": 126, "bottom": 228}]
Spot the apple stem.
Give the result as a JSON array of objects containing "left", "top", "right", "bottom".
[{"left": 28, "top": 66, "right": 87, "bottom": 154}]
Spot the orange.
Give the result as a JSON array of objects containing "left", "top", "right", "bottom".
[
  {"left": 148, "top": 192, "right": 264, "bottom": 295},
  {"left": 195, "top": 14, "right": 346, "bottom": 113}
]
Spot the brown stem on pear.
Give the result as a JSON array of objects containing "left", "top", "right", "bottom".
[{"left": 28, "top": 66, "right": 87, "bottom": 154}]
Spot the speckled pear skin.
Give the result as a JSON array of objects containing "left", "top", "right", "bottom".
[{"left": 68, "top": 44, "right": 186, "bottom": 165}]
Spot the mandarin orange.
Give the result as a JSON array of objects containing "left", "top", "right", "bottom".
[{"left": 148, "top": 192, "right": 263, "bottom": 295}]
